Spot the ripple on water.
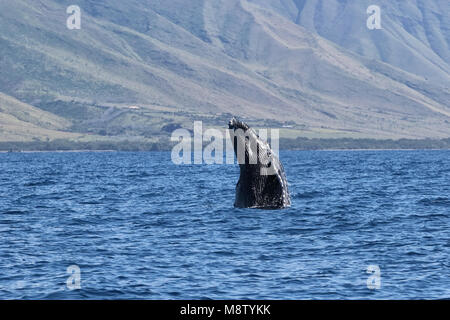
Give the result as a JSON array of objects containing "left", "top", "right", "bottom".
[{"left": 0, "top": 150, "right": 449, "bottom": 299}]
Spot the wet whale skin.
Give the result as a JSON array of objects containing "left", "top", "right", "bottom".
[{"left": 228, "top": 118, "right": 291, "bottom": 209}]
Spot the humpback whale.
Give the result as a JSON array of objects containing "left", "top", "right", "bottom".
[{"left": 228, "top": 118, "right": 291, "bottom": 209}]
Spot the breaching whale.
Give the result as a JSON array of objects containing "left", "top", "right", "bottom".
[{"left": 228, "top": 117, "right": 291, "bottom": 209}]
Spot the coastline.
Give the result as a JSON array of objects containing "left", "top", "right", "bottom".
[
  {"left": 0, "top": 150, "right": 116, "bottom": 153},
  {"left": 1, "top": 148, "right": 449, "bottom": 153},
  {"left": 1, "top": 137, "right": 449, "bottom": 153}
]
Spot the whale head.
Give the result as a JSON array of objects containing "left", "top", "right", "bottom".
[
  {"left": 228, "top": 117, "right": 291, "bottom": 209},
  {"left": 228, "top": 117, "right": 249, "bottom": 131}
]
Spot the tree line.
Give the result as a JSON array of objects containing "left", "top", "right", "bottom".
[{"left": 1, "top": 137, "right": 450, "bottom": 152}]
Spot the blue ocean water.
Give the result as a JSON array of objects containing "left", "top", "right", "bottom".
[{"left": 0, "top": 150, "right": 449, "bottom": 299}]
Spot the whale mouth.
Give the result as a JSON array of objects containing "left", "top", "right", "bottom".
[{"left": 228, "top": 117, "right": 249, "bottom": 131}]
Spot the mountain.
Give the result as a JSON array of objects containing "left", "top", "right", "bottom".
[
  {"left": 254, "top": 0, "right": 450, "bottom": 83},
  {"left": 0, "top": 0, "right": 449, "bottom": 143},
  {"left": 0, "top": 92, "right": 78, "bottom": 141}
]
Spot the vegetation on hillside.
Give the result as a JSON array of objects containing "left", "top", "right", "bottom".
[
  {"left": 2, "top": 137, "right": 450, "bottom": 152},
  {"left": 0, "top": 0, "right": 449, "bottom": 143}
]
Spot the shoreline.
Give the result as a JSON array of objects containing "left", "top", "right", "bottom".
[
  {"left": 0, "top": 150, "right": 116, "bottom": 153},
  {"left": 1, "top": 148, "right": 449, "bottom": 153}
]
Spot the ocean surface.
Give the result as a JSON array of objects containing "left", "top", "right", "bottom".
[{"left": 0, "top": 150, "right": 449, "bottom": 299}]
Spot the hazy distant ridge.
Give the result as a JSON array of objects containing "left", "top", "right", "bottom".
[{"left": 0, "top": 0, "right": 449, "bottom": 142}]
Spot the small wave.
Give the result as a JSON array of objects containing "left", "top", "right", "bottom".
[
  {"left": 140, "top": 192, "right": 162, "bottom": 198},
  {"left": 212, "top": 250, "right": 235, "bottom": 256},
  {"left": 280, "top": 227, "right": 318, "bottom": 235},
  {"left": 293, "top": 191, "right": 323, "bottom": 199},
  {"left": 418, "top": 197, "right": 450, "bottom": 207},
  {"left": 24, "top": 180, "right": 56, "bottom": 187},
  {"left": 126, "top": 172, "right": 152, "bottom": 178},
  {"left": 1, "top": 210, "right": 27, "bottom": 215},
  {"left": 79, "top": 200, "right": 102, "bottom": 205}
]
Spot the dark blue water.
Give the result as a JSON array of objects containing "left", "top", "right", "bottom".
[{"left": 0, "top": 150, "right": 449, "bottom": 299}]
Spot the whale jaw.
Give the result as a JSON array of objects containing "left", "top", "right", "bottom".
[
  {"left": 229, "top": 118, "right": 291, "bottom": 209},
  {"left": 234, "top": 166, "right": 291, "bottom": 209}
]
